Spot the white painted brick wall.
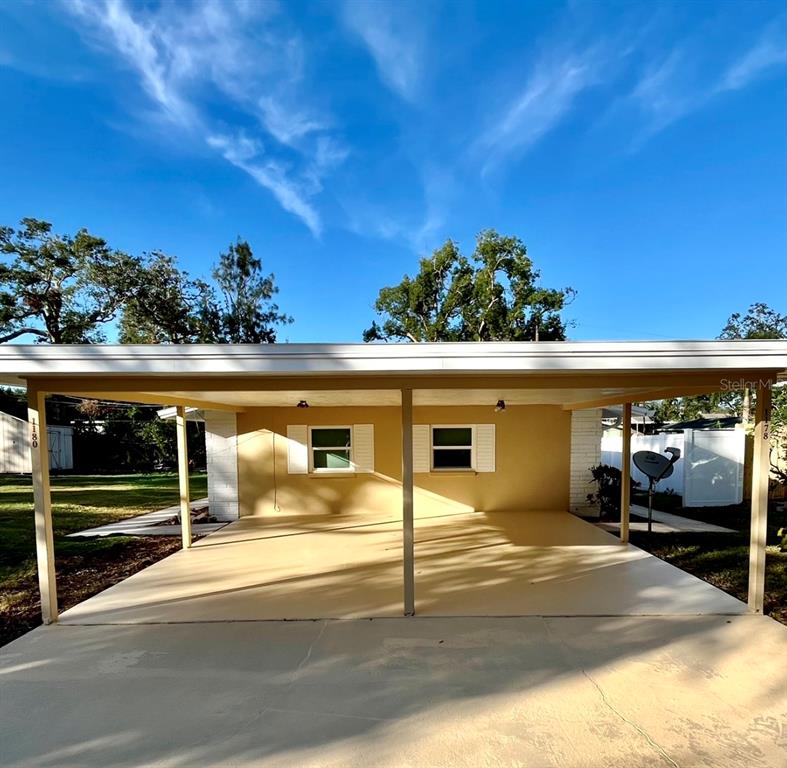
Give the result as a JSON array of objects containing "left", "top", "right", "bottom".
[
  {"left": 569, "top": 409, "right": 602, "bottom": 512},
  {"left": 205, "top": 411, "right": 239, "bottom": 521}
]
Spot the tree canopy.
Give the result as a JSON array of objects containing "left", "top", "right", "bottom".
[
  {"left": 0, "top": 218, "right": 138, "bottom": 343},
  {"left": 118, "top": 253, "right": 214, "bottom": 344},
  {"left": 209, "top": 239, "right": 291, "bottom": 343},
  {"left": 0, "top": 218, "right": 292, "bottom": 345},
  {"left": 719, "top": 302, "right": 787, "bottom": 341},
  {"left": 364, "top": 230, "right": 575, "bottom": 342},
  {"left": 119, "top": 240, "right": 291, "bottom": 344}
]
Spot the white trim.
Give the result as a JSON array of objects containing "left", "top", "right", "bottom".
[
  {"left": 308, "top": 425, "right": 354, "bottom": 474},
  {"left": 1, "top": 340, "right": 785, "bottom": 385}
]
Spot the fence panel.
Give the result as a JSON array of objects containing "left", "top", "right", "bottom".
[{"left": 683, "top": 429, "right": 745, "bottom": 507}]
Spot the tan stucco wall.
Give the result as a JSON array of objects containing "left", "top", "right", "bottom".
[{"left": 237, "top": 405, "right": 571, "bottom": 518}]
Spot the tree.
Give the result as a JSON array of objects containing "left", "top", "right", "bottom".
[
  {"left": 648, "top": 395, "right": 717, "bottom": 424},
  {"left": 211, "top": 239, "right": 291, "bottom": 343},
  {"left": 364, "top": 230, "right": 575, "bottom": 342},
  {"left": 719, "top": 302, "right": 787, "bottom": 425},
  {"left": 118, "top": 253, "right": 216, "bottom": 344},
  {"left": 0, "top": 218, "right": 138, "bottom": 343},
  {"left": 719, "top": 302, "right": 787, "bottom": 340},
  {"left": 646, "top": 302, "right": 787, "bottom": 486}
]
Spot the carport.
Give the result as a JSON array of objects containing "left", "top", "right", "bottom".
[{"left": 1, "top": 339, "right": 785, "bottom": 623}]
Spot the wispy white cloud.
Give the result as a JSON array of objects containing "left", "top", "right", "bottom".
[
  {"left": 208, "top": 132, "right": 322, "bottom": 236},
  {"left": 718, "top": 20, "right": 787, "bottom": 92},
  {"left": 64, "top": 0, "right": 346, "bottom": 235},
  {"left": 258, "top": 96, "right": 325, "bottom": 146},
  {"left": 630, "top": 49, "right": 697, "bottom": 137},
  {"left": 343, "top": 168, "right": 448, "bottom": 254},
  {"left": 68, "top": 0, "right": 196, "bottom": 126},
  {"left": 477, "top": 46, "right": 607, "bottom": 173},
  {"left": 342, "top": 0, "right": 422, "bottom": 101},
  {"left": 631, "top": 19, "right": 787, "bottom": 142}
]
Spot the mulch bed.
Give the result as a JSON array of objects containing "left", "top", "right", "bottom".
[{"left": 0, "top": 537, "right": 182, "bottom": 647}]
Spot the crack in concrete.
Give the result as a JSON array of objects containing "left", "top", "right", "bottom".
[
  {"left": 291, "top": 619, "right": 328, "bottom": 682},
  {"left": 218, "top": 620, "right": 330, "bottom": 746},
  {"left": 581, "top": 668, "right": 680, "bottom": 768},
  {"left": 542, "top": 617, "right": 680, "bottom": 768}
]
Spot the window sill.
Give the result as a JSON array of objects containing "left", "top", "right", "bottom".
[
  {"left": 427, "top": 470, "right": 478, "bottom": 476},
  {"left": 308, "top": 472, "right": 357, "bottom": 478}
]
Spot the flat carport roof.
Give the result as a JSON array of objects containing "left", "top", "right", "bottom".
[{"left": 2, "top": 339, "right": 786, "bottom": 625}]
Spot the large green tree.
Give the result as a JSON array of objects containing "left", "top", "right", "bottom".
[
  {"left": 118, "top": 253, "right": 215, "bottom": 344},
  {"left": 210, "top": 239, "right": 291, "bottom": 343},
  {"left": 364, "top": 230, "right": 575, "bottom": 342},
  {"left": 119, "top": 239, "right": 291, "bottom": 344},
  {"left": 0, "top": 218, "right": 138, "bottom": 343}
]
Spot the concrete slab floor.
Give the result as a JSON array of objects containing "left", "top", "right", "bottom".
[
  {"left": 1, "top": 615, "right": 786, "bottom": 767},
  {"left": 58, "top": 510, "right": 746, "bottom": 624}
]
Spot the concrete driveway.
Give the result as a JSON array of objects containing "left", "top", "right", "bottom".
[
  {"left": 2, "top": 615, "right": 786, "bottom": 767},
  {"left": 3, "top": 511, "right": 783, "bottom": 767}
]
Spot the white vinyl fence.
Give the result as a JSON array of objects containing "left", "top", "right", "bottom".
[{"left": 601, "top": 428, "right": 745, "bottom": 507}]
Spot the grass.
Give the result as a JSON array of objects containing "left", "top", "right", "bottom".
[
  {"left": 0, "top": 472, "right": 207, "bottom": 646},
  {"left": 629, "top": 500, "right": 787, "bottom": 625}
]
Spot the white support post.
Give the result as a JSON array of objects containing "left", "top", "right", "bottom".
[
  {"left": 748, "top": 381, "right": 772, "bottom": 613},
  {"left": 176, "top": 405, "right": 193, "bottom": 549},
  {"left": 401, "top": 388, "right": 415, "bottom": 616},
  {"left": 28, "top": 388, "right": 57, "bottom": 624},
  {"left": 620, "top": 402, "right": 632, "bottom": 544}
]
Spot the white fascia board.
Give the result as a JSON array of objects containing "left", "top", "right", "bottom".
[{"left": 0, "top": 340, "right": 785, "bottom": 385}]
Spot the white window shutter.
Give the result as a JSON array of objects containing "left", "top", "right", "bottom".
[
  {"left": 287, "top": 425, "right": 308, "bottom": 474},
  {"left": 413, "top": 424, "right": 430, "bottom": 473},
  {"left": 475, "top": 424, "right": 496, "bottom": 472},
  {"left": 352, "top": 424, "right": 374, "bottom": 473}
]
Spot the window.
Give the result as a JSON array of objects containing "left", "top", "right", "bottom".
[
  {"left": 431, "top": 426, "right": 474, "bottom": 470},
  {"left": 309, "top": 427, "right": 353, "bottom": 472}
]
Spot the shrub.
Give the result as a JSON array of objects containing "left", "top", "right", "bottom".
[{"left": 586, "top": 464, "right": 640, "bottom": 521}]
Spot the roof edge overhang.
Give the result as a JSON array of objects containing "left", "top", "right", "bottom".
[{"left": 0, "top": 340, "right": 785, "bottom": 388}]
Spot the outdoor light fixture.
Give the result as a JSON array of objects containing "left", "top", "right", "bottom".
[
  {"left": 494, "top": 399, "right": 506, "bottom": 412},
  {"left": 296, "top": 400, "right": 309, "bottom": 408}
]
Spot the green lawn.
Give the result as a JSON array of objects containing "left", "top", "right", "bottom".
[
  {"left": 629, "top": 500, "right": 787, "bottom": 625},
  {"left": 0, "top": 472, "right": 207, "bottom": 646}
]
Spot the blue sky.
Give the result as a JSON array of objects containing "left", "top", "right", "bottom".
[{"left": 0, "top": 0, "right": 785, "bottom": 342}]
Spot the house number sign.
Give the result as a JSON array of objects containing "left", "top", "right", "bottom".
[{"left": 31, "top": 419, "right": 38, "bottom": 449}]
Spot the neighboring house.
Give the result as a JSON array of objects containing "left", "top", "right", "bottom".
[
  {"left": 0, "top": 409, "right": 73, "bottom": 473},
  {"left": 602, "top": 404, "right": 655, "bottom": 433}
]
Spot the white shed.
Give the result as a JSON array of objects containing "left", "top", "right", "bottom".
[{"left": 0, "top": 410, "right": 74, "bottom": 473}]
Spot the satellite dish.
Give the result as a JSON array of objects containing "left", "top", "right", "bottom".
[
  {"left": 631, "top": 447, "right": 682, "bottom": 533},
  {"left": 633, "top": 451, "right": 674, "bottom": 481}
]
